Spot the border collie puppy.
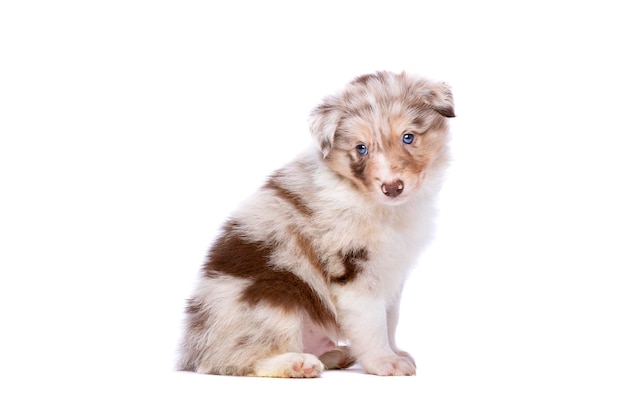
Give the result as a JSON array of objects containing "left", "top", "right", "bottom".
[{"left": 178, "top": 71, "right": 454, "bottom": 377}]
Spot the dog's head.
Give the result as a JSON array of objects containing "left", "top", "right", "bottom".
[{"left": 310, "top": 71, "right": 454, "bottom": 205}]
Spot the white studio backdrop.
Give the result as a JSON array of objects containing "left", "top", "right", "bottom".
[{"left": 1, "top": 1, "right": 624, "bottom": 416}]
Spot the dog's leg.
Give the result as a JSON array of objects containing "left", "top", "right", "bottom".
[
  {"left": 184, "top": 280, "right": 328, "bottom": 377},
  {"left": 338, "top": 292, "right": 416, "bottom": 376},
  {"left": 252, "top": 352, "right": 324, "bottom": 378},
  {"left": 387, "top": 295, "right": 416, "bottom": 366}
]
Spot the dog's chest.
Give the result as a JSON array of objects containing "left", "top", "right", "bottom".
[{"left": 311, "top": 204, "right": 419, "bottom": 289}]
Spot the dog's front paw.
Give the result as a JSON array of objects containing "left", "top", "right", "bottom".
[
  {"left": 361, "top": 354, "right": 416, "bottom": 376},
  {"left": 395, "top": 350, "right": 416, "bottom": 367}
]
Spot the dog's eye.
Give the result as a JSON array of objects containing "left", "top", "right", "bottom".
[
  {"left": 402, "top": 133, "right": 415, "bottom": 144},
  {"left": 356, "top": 144, "right": 368, "bottom": 155}
]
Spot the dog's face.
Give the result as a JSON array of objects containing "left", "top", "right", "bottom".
[{"left": 310, "top": 72, "right": 454, "bottom": 205}]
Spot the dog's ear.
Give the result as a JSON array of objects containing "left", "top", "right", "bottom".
[
  {"left": 309, "top": 99, "right": 343, "bottom": 158},
  {"left": 424, "top": 81, "right": 455, "bottom": 118}
]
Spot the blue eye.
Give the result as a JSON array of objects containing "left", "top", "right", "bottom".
[
  {"left": 356, "top": 144, "right": 368, "bottom": 155},
  {"left": 402, "top": 133, "right": 415, "bottom": 144}
]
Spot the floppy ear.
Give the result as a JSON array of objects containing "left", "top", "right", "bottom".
[
  {"left": 425, "top": 81, "right": 455, "bottom": 118},
  {"left": 309, "top": 99, "right": 343, "bottom": 158}
]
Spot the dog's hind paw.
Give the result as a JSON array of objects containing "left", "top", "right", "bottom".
[
  {"left": 319, "top": 346, "right": 356, "bottom": 370},
  {"left": 253, "top": 353, "right": 324, "bottom": 378}
]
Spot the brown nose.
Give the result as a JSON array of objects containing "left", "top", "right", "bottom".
[{"left": 381, "top": 180, "right": 404, "bottom": 197}]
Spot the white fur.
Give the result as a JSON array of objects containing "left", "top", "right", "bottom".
[{"left": 178, "top": 71, "right": 454, "bottom": 377}]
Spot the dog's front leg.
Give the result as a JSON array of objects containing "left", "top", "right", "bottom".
[
  {"left": 338, "top": 290, "right": 416, "bottom": 376},
  {"left": 387, "top": 299, "right": 416, "bottom": 366}
]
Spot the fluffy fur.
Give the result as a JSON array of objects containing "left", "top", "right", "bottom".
[{"left": 178, "top": 71, "right": 454, "bottom": 377}]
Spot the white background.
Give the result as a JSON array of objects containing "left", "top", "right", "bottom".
[{"left": 1, "top": 1, "right": 625, "bottom": 416}]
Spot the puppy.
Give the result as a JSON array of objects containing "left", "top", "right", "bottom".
[{"left": 178, "top": 71, "right": 454, "bottom": 377}]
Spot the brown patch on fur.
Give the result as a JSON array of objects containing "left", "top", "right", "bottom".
[
  {"left": 354, "top": 103, "right": 375, "bottom": 119},
  {"left": 380, "top": 121, "right": 436, "bottom": 178},
  {"left": 241, "top": 273, "right": 334, "bottom": 328},
  {"left": 291, "top": 227, "right": 329, "bottom": 282},
  {"left": 265, "top": 174, "right": 313, "bottom": 217},
  {"left": 349, "top": 152, "right": 368, "bottom": 182},
  {"left": 353, "top": 71, "right": 387, "bottom": 86},
  {"left": 433, "top": 104, "right": 455, "bottom": 118},
  {"left": 332, "top": 248, "right": 369, "bottom": 284},
  {"left": 425, "top": 89, "right": 455, "bottom": 117},
  {"left": 203, "top": 223, "right": 336, "bottom": 328},
  {"left": 178, "top": 298, "right": 213, "bottom": 372},
  {"left": 235, "top": 335, "right": 253, "bottom": 347},
  {"left": 309, "top": 101, "right": 342, "bottom": 158},
  {"left": 185, "top": 298, "right": 211, "bottom": 333},
  {"left": 233, "top": 331, "right": 284, "bottom": 352},
  {"left": 353, "top": 73, "right": 375, "bottom": 85}
]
